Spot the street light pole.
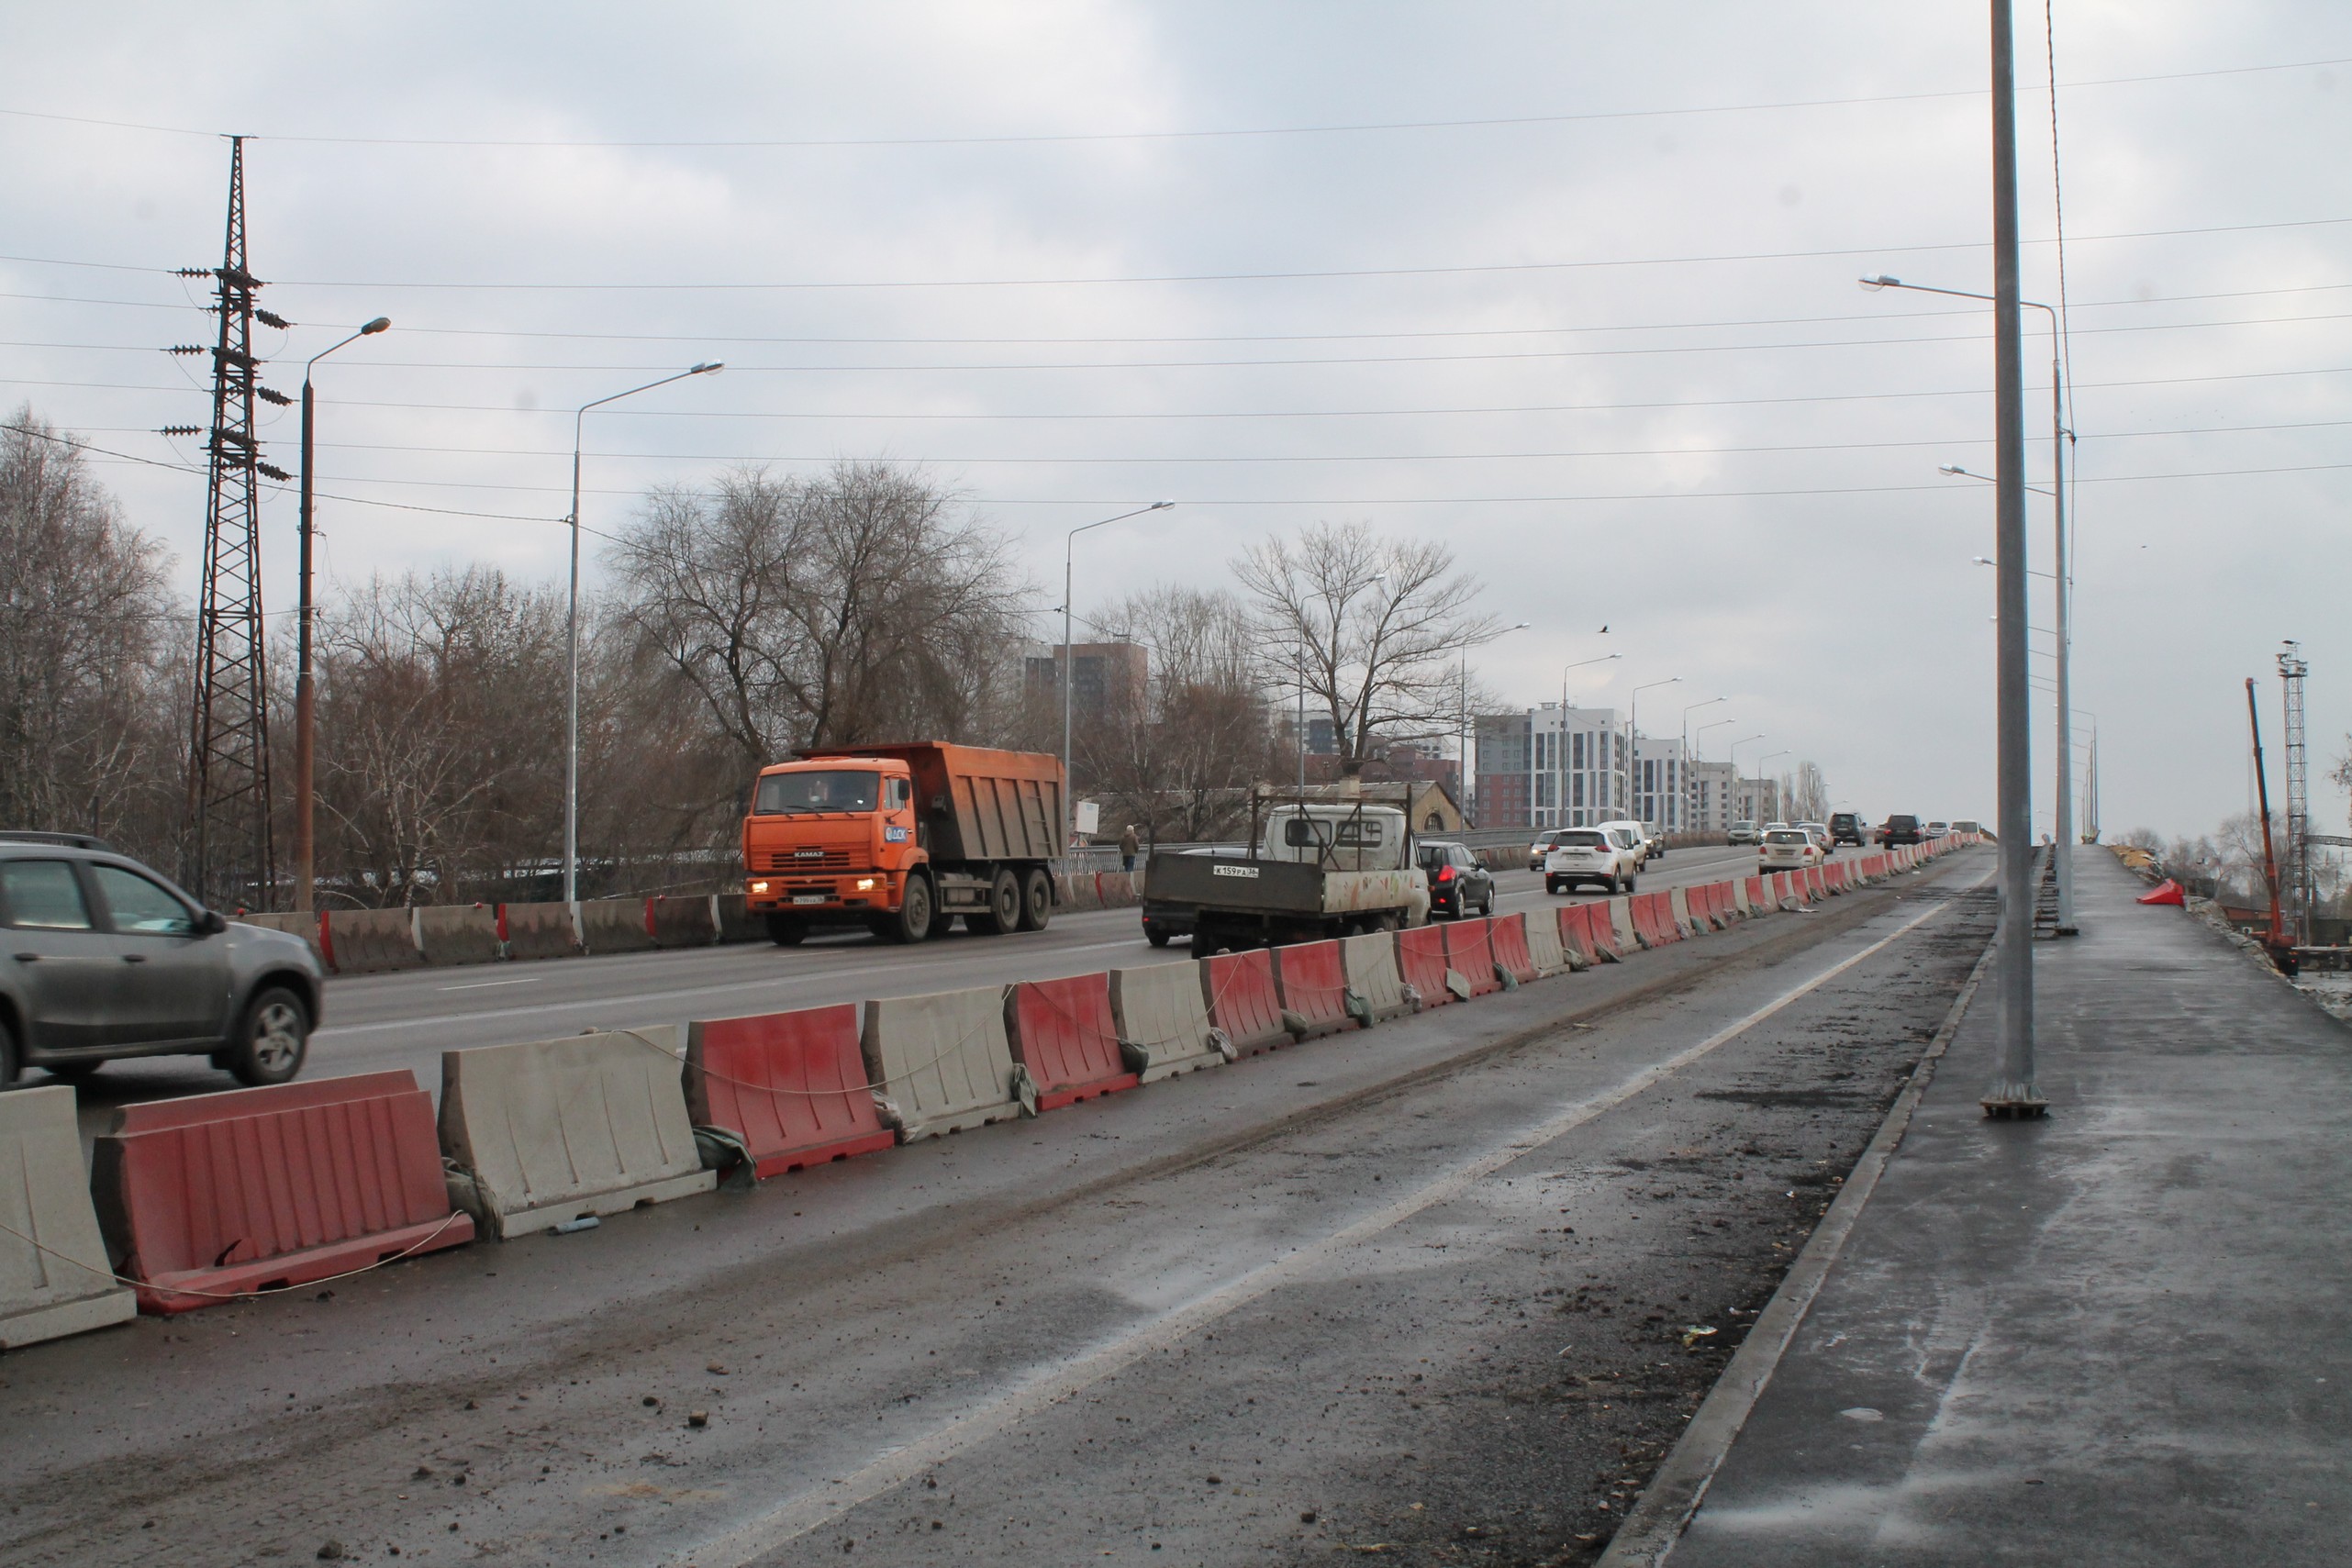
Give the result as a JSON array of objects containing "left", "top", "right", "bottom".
[
  {"left": 1628, "top": 676, "right": 1681, "bottom": 826},
  {"left": 1757, "top": 750, "right": 1789, "bottom": 823},
  {"left": 294, "top": 316, "right": 390, "bottom": 916},
  {"left": 565, "top": 361, "right": 724, "bottom": 906},
  {"left": 1062, "top": 502, "right": 1174, "bottom": 856},
  {"left": 1867, "top": 274, "right": 2073, "bottom": 934},
  {"left": 1559, "top": 653, "right": 1621, "bottom": 828}
]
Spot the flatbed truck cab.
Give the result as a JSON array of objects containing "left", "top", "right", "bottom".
[{"left": 741, "top": 741, "right": 1065, "bottom": 945}]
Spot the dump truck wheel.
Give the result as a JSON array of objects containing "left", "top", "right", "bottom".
[{"left": 1018, "top": 867, "right": 1053, "bottom": 931}]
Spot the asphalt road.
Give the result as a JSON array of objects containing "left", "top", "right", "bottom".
[
  {"left": 3, "top": 849, "right": 1992, "bottom": 1568},
  {"left": 68, "top": 842, "right": 1818, "bottom": 1126}
]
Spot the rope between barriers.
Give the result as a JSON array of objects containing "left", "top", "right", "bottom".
[{"left": 0, "top": 1208, "right": 472, "bottom": 1303}]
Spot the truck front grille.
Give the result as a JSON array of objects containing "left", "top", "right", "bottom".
[{"left": 769, "top": 848, "right": 852, "bottom": 873}]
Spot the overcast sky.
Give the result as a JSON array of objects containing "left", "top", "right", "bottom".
[{"left": 5, "top": 1, "right": 2347, "bottom": 841}]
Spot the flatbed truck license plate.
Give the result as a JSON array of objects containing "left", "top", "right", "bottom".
[{"left": 793, "top": 894, "right": 829, "bottom": 905}]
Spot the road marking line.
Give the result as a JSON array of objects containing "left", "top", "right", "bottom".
[
  {"left": 436, "top": 976, "right": 544, "bottom": 992},
  {"left": 669, "top": 887, "right": 1960, "bottom": 1567}
]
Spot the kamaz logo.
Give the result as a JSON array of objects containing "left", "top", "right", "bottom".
[
  {"left": 1211, "top": 864, "right": 1260, "bottom": 879},
  {"left": 795, "top": 850, "right": 825, "bottom": 859}
]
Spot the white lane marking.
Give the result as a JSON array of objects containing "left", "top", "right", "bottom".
[
  {"left": 668, "top": 889, "right": 1958, "bottom": 1567},
  {"left": 316, "top": 934, "right": 1164, "bottom": 1040},
  {"left": 437, "top": 976, "right": 544, "bottom": 992}
]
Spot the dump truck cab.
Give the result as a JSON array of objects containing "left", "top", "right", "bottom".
[{"left": 742, "top": 742, "right": 1064, "bottom": 946}]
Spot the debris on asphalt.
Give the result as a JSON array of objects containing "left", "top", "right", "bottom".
[{"left": 687, "top": 1410, "right": 710, "bottom": 1428}]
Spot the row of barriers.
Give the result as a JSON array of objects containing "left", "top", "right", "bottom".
[
  {"left": 0, "top": 838, "right": 1973, "bottom": 1347},
  {"left": 239, "top": 875, "right": 1151, "bottom": 976}
]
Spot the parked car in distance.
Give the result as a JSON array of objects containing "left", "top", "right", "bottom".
[
  {"left": 1828, "top": 812, "right": 1867, "bottom": 847},
  {"left": 0, "top": 830, "right": 323, "bottom": 1087},
  {"left": 1416, "top": 840, "right": 1495, "bottom": 920},
  {"left": 1526, "top": 829, "right": 1566, "bottom": 872},
  {"left": 1544, "top": 827, "right": 1641, "bottom": 895},
  {"left": 1759, "top": 826, "right": 1825, "bottom": 872},
  {"left": 1727, "top": 819, "right": 1762, "bottom": 846},
  {"left": 1878, "top": 814, "right": 1923, "bottom": 846},
  {"left": 1924, "top": 821, "right": 1950, "bottom": 840}
]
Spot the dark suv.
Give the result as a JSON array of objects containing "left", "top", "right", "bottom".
[
  {"left": 1828, "top": 812, "right": 1867, "bottom": 848},
  {"left": 1415, "top": 840, "right": 1495, "bottom": 920},
  {"left": 0, "top": 832, "right": 323, "bottom": 1087},
  {"left": 1878, "top": 814, "right": 1923, "bottom": 847}
]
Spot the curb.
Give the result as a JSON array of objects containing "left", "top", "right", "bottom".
[{"left": 1596, "top": 884, "right": 2000, "bottom": 1568}]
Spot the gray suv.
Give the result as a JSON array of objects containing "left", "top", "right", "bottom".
[{"left": 0, "top": 832, "right": 323, "bottom": 1088}]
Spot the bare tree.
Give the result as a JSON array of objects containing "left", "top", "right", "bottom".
[
  {"left": 1235, "top": 521, "right": 1498, "bottom": 778},
  {"left": 1787, "top": 762, "right": 1832, "bottom": 824},
  {"left": 608, "top": 462, "right": 1031, "bottom": 767},
  {"left": 0, "top": 408, "right": 186, "bottom": 859}
]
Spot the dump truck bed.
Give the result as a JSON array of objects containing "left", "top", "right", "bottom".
[{"left": 796, "top": 741, "right": 1063, "bottom": 863}]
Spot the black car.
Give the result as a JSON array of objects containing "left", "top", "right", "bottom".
[
  {"left": 1416, "top": 840, "right": 1495, "bottom": 920},
  {"left": 1878, "top": 814, "right": 1923, "bottom": 847},
  {"left": 1828, "top": 812, "right": 1867, "bottom": 848}
]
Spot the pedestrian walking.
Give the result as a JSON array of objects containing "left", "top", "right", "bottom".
[{"left": 1120, "top": 823, "right": 1140, "bottom": 873}]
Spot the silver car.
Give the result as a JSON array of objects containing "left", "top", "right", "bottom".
[{"left": 0, "top": 832, "right": 323, "bottom": 1087}]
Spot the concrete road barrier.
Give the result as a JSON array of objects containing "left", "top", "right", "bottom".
[
  {"left": 1607, "top": 896, "right": 1643, "bottom": 952},
  {"left": 1440, "top": 918, "right": 1503, "bottom": 996},
  {"left": 233, "top": 912, "right": 327, "bottom": 965},
  {"left": 324, "top": 907, "right": 422, "bottom": 974},
  {"left": 439, "top": 1029, "right": 714, "bottom": 1239},
  {"left": 713, "top": 893, "right": 762, "bottom": 943},
  {"left": 575, "top": 898, "right": 657, "bottom": 956},
  {"left": 0, "top": 1087, "right": 137, "bottom": 1349},
  {"left": 1270, "top": 940, "right": 1354, "bottom": 1037},
  {"left": 1395, "top": 924, "right": 1455, "bottom": 1008},
  {"left": 416, "top": 905, "right": 503, "bottom": 966},
  {"left": 1630, "top": 892, "right": 1680, "bottom": 949},
  {"left": 1488, "top": 911, "right": 1541, "bottom": 984},
  {"left": 647, "top": 895, "right": 718, "bottom": 949},
  {"left": 1339, "top": 930, "right": 1413, "bottom": 1024},
  {"left": 686, "top": 1005, "right": 896, "bottom": 1177},
  {"left": 1109, "top": 962, "right": 1229, "bottom": 1083},
  {"left": 862, "top": 985, "right": 1028, "bottom": 1140},
  {"left": 1741, "top": 876, "right": 1769, "bottom": 916},
  {"left": 498, "top": 901, "right": 580, "bottom": 962},
  {"left": 1667, "top": 886, "right": 1701, "bottom": 938},
  {"left": 1201, "top": 949, "right": 1291, "bottom": 1056},
  {"left": 1523, "top": 909, "right": 1575, "bottom": 976},
  {"left": 1004, "top": 973, "right": 1137, "bottom": 1111},
  {"left": 94, "top": 1071, "right": 474, "bottom": 1314}
]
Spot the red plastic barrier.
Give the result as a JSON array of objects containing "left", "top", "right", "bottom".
[
  {"left": 1702, "top": 882, "right": 1735, "bottom": 928},
  {"left": 1809, "top": 866, "right": 1830, "bottom": 899},
  {"left": 1743, "top": 875, "right": 1770, "bottom": 913},
  {"left": 1571, "top": 901, "right": 1622, "bottom": 962},
  {"left": 1555, "top": 903, "right": 1598, "bottom": 964},
  {"left": 2136, "top": 878, "right": 2186, "bottom": 906},
  {"left": 1002, "top": 973, "right": 1139, "bottom": 1111},
  {"left": 686, "top": 1004, "right": 897, "bottom": 1176},
  {"left": 1488, "top": 912, "right": 1540, "bottom": 984},
  {"left": 1440, "top": 918, "right": 1504, "bottom": 996},
  {"left": 1272, "top": 940, "right": 1354, "bottom": 1038},
  {"left": 1201, "top": 948, "right": 1291, "bottom": 1055},
  {"left": 1630, "top": 892, "right": 1681, "bottom": 948},
  {"left": 91, "top": 1072, "right": 474, "bottom": 1315},
  {"left": 1396, "top": 924, "right": 1454, "bottom": 1006}
]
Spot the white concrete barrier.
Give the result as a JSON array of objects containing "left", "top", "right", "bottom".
[
  {"left": 1339, "top": 930, "right": 1415, "bottom": 1022},
  {"left": 0, "top": 1086, "right": 137, "bottom": 1349},
  {"left": 1109, "top": 962, "right": 1229, "bottom": 1083},
  {"left": 439, "top": 1028, "right": 715, "bottom": 1239},
  {"left": 861, "top": 985, "right": 1028, "bottom": 1140},
  {"left": 1607, "top": 896, "right": 1641, "bottom": 954},
  {"left": 1668, "top": 886, "right": 1700, "bottom": 936},
  {"left": 1523, "top": 909, "right": 1574, "bottom": 977}
]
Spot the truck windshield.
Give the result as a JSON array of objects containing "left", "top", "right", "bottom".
[{"left": 754, "top": 770, "right": 880, "bottom": 815}]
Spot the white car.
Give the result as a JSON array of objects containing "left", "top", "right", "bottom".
[
  {"left": 1527, "top": 829, "right": 1566, "bottom": 872},
  {"left": 1727, "top": 819, "right": 1762, "bottom": 846},
  {"left": 1759, "top": 827, "right": 1824, "bottom": 872},
  {"left": 1596, "top": 818, "right": 1653, "bottom": 865},
  {"left": 1544, "top": 827, "right": 1641, "bottom": 895},
  {"left": 1797, "top": 821, "right": 1833, "bottom": 856}
]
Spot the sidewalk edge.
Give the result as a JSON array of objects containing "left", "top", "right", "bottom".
[{"left": 1596, "top": 897, "right": 1999, "bottom": 1568}]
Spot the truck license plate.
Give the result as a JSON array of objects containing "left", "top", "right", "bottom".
[{"left": 792, "top": 894, "right": 828, "bottom": 905}]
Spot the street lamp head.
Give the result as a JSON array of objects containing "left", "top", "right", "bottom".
[
  {"left": 1508, "top": 620, "right": 1532, "bottom": 630},
  {"left": 361, "top": 317, "right": 391, "bottom": 335},
  {"left": 690, "top": 361, "right": 725, "bottom": 375},
  {"left": 1859, "top": 274, "right": 1901, "bottom": 291},
  {"left": 1939, "top": 464, "right": 1967, "bottom": 476},
  {"left": 1152, "top": 499, "right": 1176, "bottom": 509},
  {"left": 1972, "top": 555, "right": 1995, "bottom": 565}
]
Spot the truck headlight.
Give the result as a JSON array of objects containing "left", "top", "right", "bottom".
[
  {"left": 750, "top": 881, "right": 770, "bottom": 894},
  {"left": 855, "top": 877, "right": 876, "bottom": 891}
]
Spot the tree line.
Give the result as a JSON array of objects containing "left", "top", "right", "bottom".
[{"left": 4, "top": 407, "right": 1507, "bottom": 908}]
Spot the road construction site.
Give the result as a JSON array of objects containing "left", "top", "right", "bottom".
[{"left": 0, "top": 845, "right": 1991, "bottom": 1567}]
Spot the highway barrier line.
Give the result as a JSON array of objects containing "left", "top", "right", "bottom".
[
  {"left": 1200, "top": 948, "right": 1292, "bottom": 1057},
  {"left": 1270, "top": 939, "right": 1354, "bottom": 1038},
  {"left": 1109, "top": 962, "right": 1230, "bottom": 1081},
  {"left": 686, "top": 1005, "right": 897, "bottom": 1178},
  {"left": 1441, "top": 917, "right": 1504, "bottom": 997},
  {"left": 440, "top": 1029, "right": 716, "bottom": 1239},
  {"left": 862, "top": 986, "right": 1029, "bottom": 1140},
  {"left": 1004, "top": 973, "right": 1139, "bottom": 1111},
  {"left": 1339, "top": 929, "right": 1413, "bottom": 1023},
  {"left": 0, "top": 1086, "right": 138, "bottom": 1348},
  {"left": 92, "top": 1070, "right": 475, "bottom": 1314},
  {"left": 668, "top": 875, "right": 1971, "bottom": 1568}
]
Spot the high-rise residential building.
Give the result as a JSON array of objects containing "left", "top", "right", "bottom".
[
  {"left": 1022, "top": 641, "right": 1149, "bottom": 719},
  {"left": 1474, "top": 704, "right": 1634, "bottom": 829},
  {"left": 1690, "top": 760, "right": 1740, "bottom": 833}
]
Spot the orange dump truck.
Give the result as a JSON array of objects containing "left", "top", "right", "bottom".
[{"left": 742, "top": 742, "right": 1066, "bottom": 945}]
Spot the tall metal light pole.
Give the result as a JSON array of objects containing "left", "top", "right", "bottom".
[
  {"left": 1757, "top": 750, "right": 1789, "bottom": 823},
  {"left": 1694, "top": 716, "right": 1737, "bottom": 834},
  {"left": 1865, "top": 272, "right": 2072, "bottom": 932},
  {"left": 565, "top": 362, "right": 724, "bottom": 906},
  {"left": 1627, "top": 676, "right": 1681, "bottom": 825},
  {"left": 294, "top": 316, "right": 390, "bottom": 915},
  {"left": 1679, "top": 695, "right": 1726, "bottom": 833},
  {"left": 1063, "top": 502, "right": 1174, "bottom": 853},
  {"left": 1559, "top": 653, "right": 1622, "bottom": 828}
]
